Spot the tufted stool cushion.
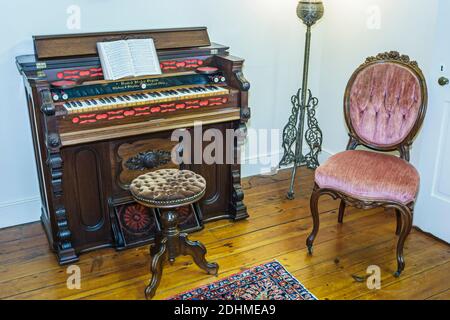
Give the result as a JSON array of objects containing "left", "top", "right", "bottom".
[{"left": 130, "top": 169, "right": 206, "bottom": 207}]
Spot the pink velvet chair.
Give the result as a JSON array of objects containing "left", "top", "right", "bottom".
[{"left": 306, "top": 52, "right": 428, "bottom": 277}]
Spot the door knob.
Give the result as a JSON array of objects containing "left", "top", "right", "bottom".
[{"left": 438, "top": 76, "right": 449, "bottom": 86}]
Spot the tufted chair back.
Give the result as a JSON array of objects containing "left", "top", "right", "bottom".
[{"left": 344, "top": 52, "right": 427, "bottom": 159}]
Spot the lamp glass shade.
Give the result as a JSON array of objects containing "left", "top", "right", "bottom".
[{"left": 297, "top": 1, "right": 324, "bottom": 26}]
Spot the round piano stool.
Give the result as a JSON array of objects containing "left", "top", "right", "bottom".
[{"left": 130, "top": 169, "right": 219, "bottom": 300}]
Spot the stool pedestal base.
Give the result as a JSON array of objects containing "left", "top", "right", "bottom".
[{"left": 145, "top": 210, "right": 219, "bottom": 299}]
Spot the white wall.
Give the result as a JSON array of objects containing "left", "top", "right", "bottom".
[
  {"left": 0, "top": 0, "right": 443, "bottom": 229},
  {"left": 0, "top": 0, "right": 318, "bottom": 228}
]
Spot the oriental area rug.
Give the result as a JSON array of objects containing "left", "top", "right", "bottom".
[{"left": 168, "top": 261, "right": 317, "bottom": 300}]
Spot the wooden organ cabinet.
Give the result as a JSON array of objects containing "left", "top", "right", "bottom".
[{"left": 16, "top": 27, "right": 251, "bottom": 264}]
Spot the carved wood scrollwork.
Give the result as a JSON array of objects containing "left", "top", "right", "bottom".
[
  {"left": 230, "top": 123, "right": 248, "bottom": 221},
  {"left": 55, "top": 207, "right": 72, "bottom": 250},
  {"left": 117, "top": 138, "right": 180, "bottom": 188},
  {"left": 40, "top": 90, "right": 55, "bottom": 116},
  {"left": 364, "top": 51, "right": 418, "bottom": 68},
  {"left": 233, "top": 71, "right": 250, "bottom": 91},
  {"left": 47, "top": 133, "right": 61, "bottom": 149},
  {"left": 125, "top": 150, "right": 172, "bottom": 171},
  {"left": 241, "top": 107, "right": 251, "bottom": 122},
  {"left": 38, "top": 87, "right": 77, "bottom": 262}
]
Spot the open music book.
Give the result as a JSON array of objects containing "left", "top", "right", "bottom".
[{"left": 97, "top": 39, "right": 162, "bottom": 80}]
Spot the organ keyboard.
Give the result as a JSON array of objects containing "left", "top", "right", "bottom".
[
  {"left": 16, "top": 27, "right": 250, "bottom": 264},
  {"left": 61, "top": 85, "right": 229, "bottom": 114}
]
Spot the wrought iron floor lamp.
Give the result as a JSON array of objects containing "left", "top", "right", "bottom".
[{"left": 279, "top": 0, "right": 324, "bottom": 200}]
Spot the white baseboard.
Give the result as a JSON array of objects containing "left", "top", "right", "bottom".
[
  {"left": 0, "top": 196, "right": 41, "bottom": 229},
  {"left": 242, "top": 148, "right": 334, "bottom": 178}
]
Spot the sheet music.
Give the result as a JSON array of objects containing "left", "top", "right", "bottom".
[
  {"left": 128, "top": 39, "right": 162, "bottom": 76},
  {"left": 97, "top": 40, "right": 134, "bottom": 80},
  {"left": 97, "top": 38, "right": 161, "bottom": 80}
]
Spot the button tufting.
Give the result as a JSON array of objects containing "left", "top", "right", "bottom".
[{"left": 129, "top": 169, "right": 206, "bottom": 207}]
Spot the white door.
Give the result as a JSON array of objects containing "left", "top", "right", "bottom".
[{"left": 415, "top": 0, "right": 450, "bottom": 243}]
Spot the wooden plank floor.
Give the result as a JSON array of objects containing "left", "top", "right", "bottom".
[{"left": 0, "top": 168, "right": 449, "bottom": 300}]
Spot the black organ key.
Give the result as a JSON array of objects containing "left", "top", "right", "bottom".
[
  {"left": 118, "top": 96, "right": 124, "bottom": 101},
  {"left": 100, "top": 98, "right": 106, "bottom": 103},
  {"left": 86, "top": 100, "right": 91, "bottom": 105},
  {"left": 124, "top": 95, "right": 131, "bottom": 101},
  {"left": 105, "top": 97, "right": 111, "bottom": 103},
  {"left": 110, "top": 97, "right": 116, "bottom": 102},
  {"left": 76, "top": 101, "right": 82, "bottom": 107},
  {"left": 92, "top": 99, "right": 98, "bottom": 105}
]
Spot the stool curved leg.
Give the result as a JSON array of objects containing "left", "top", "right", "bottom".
[
  {"left": 145, "top": 239, "right": 167, "bottom": 300},
  {"left": 394, "top": 206, "right": 413, "bottom": 277},
  {"left": 306, "top": 187, "right": 321, "bottom": 255},
  {"left": 338, "top": 200, "right": 346, "bottom": 224},
  {"left": 180, "top": 233, "right": 219, "bottom": 276}
]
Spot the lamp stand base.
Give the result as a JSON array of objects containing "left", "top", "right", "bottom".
[{"left": 280, "top": 88, "right": 323, "bottom": 200}]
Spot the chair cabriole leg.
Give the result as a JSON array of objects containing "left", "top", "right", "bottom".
[
  {"left": 338, "top": 200, "right": 346, "bottom": 223},
  {"left": 395, "top": 209, "right": 402, "bottom": 236},
  {"left": 394, "top": 206, "right": 413, "bottom": 277},
  {"left": 306, "top": 187, "right": 321, "bottom": 255}
]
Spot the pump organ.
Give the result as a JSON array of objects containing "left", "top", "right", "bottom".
[{"left": 16, "top": 27, "right": 250, "bottom": 264}]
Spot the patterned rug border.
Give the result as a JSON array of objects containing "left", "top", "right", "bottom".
[{"left": 167, "top": 260, "right": 318, "bottom": 300}]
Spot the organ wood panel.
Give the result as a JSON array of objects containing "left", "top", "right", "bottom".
[
  {"left": 62, "top": 143, "right": 113, "bottom": 251},
  {"left": 34, "top": 27, "right": 211, "bottom": 59},
  {"left": 186, "top": 122, "right": 233, "bottom": 221}
]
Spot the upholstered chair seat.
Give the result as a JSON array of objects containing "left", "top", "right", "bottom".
[{"left": 315, "top": 150, "right": 419, "bottom": 204}]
